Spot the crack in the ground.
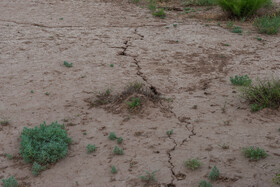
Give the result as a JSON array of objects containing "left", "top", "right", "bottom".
[
  {"left": 180, "top": 124, "right": 196, "bottom": 146},
  {"left": 167, "top": 135, "right": 177, "bottom": 187}
]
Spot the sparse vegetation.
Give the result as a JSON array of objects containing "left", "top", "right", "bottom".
[
  {"left": 184, "top": 0, "right": 217, "bottom": 6},
  {"left": 127, "top": 97, "right": 141, "bottom": 109},
  {"left": 230, "top": 75, "right": 252, "bottom": 86},
  {"left": 273, "top": 173, "right": 280, "bottom": 185},
  {"left": 117, "top": 137, "right": 123, "bottom": 144},
  {"left": 199, "top": 180, "right": 213, "bottom": 187},
  {"left": 111, "top": 165, "right": 117, "bottom": 174},
  {"left": 140, "top": 170, "right": 158, "bottom": 183},
  {"left": 6, "top": 154, "right": 13, "bottom": 160},
  {"left": 232, "top": 26, "right": 243, "bottom": 34},
  {"left": 254, "top": 16, "right": 280, "bottom": 35},
  {"left": 166, "top": 129, "right": 174, "bottom": 136},
  {"left": 217, "top": 0, "right": 270, "bottom": 18},
  {"left": 208, "top": 166, "right": 220, "bottom": 181},
  {"left": 152, "top": 9, "right": 166, "bottom": 19},
  {"left": 109, "top": 132, "right": 117, "bottom": 140},
  {"left": 87, "top": 144, "right": 96, "bottom": 153},
  {"left": 243, "top": 146, "right": 267, "bottom": 160},
  {"left": 241, "top": 79, "right": 280, "bottom": 111},
  {"left": 20, "top": 122, "right": 71, "bottom": 175},
  {"left": 113, "top": 146, "right": 124, "bottom": 155},
  {"left": 63, "top": 61, "right": 73, "bottom": 68},
  {"left": 185, "top": 159, "right": 201, "bottom": 170},
  {"left": 2, "top": 176, "right": 18, "bottom": 187}
]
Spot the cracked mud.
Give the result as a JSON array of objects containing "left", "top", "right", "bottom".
[{"left": 1, "top": 0, "right": 280, "bottom": 187}]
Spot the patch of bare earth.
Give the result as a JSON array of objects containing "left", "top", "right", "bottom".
[{"left": 0, "top": 0, "right": 280, "bottom": 186}]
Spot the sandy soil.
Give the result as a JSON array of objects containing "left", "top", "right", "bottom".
[{"left": 1, "top": 0, "right": 280, "bottom": 186}]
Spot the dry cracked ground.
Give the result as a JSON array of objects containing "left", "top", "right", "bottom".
[{"left": 1, "top": 0, "right": 280, "bottom": 186}]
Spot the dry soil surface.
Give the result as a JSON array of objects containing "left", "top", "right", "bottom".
[{"left": 1, "top": 0, "right": 280, "bottom": 187}]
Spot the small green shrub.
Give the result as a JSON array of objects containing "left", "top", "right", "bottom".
[
  {"left": 241, "top": 79, "right": 280, "bottom": 111},
  {"left": 108, "top": 132, "right": 117, "bottom": 140},
  {"left": 208, "top": 166, "right": 220, "bottom": 181},
  {"left": 166, "top": 129, "right": 174, "bottom": 136},
  {"left": 111, "top": 165, "right": 117, "bottom": 174},
  {"left": 152, "top": 9, "right": 166, "bottom": 19},
  {"left": 217, "top": 0, "right": 269, "bottom": 18},
  {"left": 230, "top": 75, "right": 252, "bottom": 86},
  {"left": 6, "top": 154, "right": 13, "bottom": 160},
  {"left": 232, "top": 26, "right": 243, "bottom": 34},
  {"left": 273, "top": 173, "right": 280, "bottom": 185},
  {"left": 254, "top": 16, "right": 280, "bottom": 35},
  {"left": 127, "top": 97, "right": 141, "bottom": 109},
  {"left": 185, "top": 159, "right": 201, "bottom": 170},
  {"left": 113, "top": 146, "right": 124, "bottom": 155},
  {"left": 63, "top": 61, "right": 73, "bottom": 67},
  {"left": 243, "top": 146, "right": 267, "bottom": 160},
  {"left": 199, "top": 180, "right": 213, "bottom": 187},
  {"left": 140, "top": 170, "right": 158, "bottom": 183},
  {"left": 147, "top": 0, "right": 157, "bottom": 11},
  {"left": 87, "top": 144, "right": 96, "bottom": 153},
  {"left": 2, "top": 176, "right": 18, "bottom": 187},
  {"left": 32, "top": 162, "right": 46, "bottom": 176},
  {"left": 117, "top": 137, "right": 123, "bottom": 144},
  {"left": 20, "top": 122, "right": 71, "bottom": 175}
]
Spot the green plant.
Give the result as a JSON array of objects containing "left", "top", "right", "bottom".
[
  {"left": 45, "top": 92, "right": 50, "bottom": 96},
  {"left": 111, "top": 165, "right": 117, "bottom": 174},
  {"left": 20, "top": 122, "right": 71, "bottom": 175},
  {"left": 140, "top": 170, "right": 158, "bottom": 183},
  {"left": 230, "top": 75, "right": 252, "bottom": 86},
  {"left": 243, "top": 146, "right": 267, "bottom": 160},
  {"left": 273, "top": 173, "right": 280, "bottom": 185},
  {"left": 166, "top": 129, "right": 174, "bottom": 136},
  {"left": 152, "top": 9, "right": 166, "bottom": 19},
  {"left": 232, "top": 26, "right": 243, "bottom": 34},
  {"left": 185, "top": 159, "right": 201, "bottom": 170},
  {"left": 147, "top": 0, "right": 157, "bottom": 11},
  {"left": 2, "top": 176, "right": 18, "bottom": 187},
  {"left": 30, "top": 90, "right": 34, "bottom": 93},
  {"left": 184, "top": 0, "right": 217, "bottom": 6},
  {"left": 63, "top": 61, "right": 73, "bottom": 67},
  {"left": 32, "top": 162, "right": 46, "bottom": 176},
  {"left": 173, "top": 23, "right": 178, "bottom": 27},
  {"left": 208, "top": 166, "right": 220, "bottom": 181},
  {"left": 217, "top": 0, "right": 269, "bottom": 18},
  {"left": 127, "top": 97, "right": 141, "bottom": 109},
  {"left": 87, "top": 144, "right": 96, "bottom": 153},
  {"left": 199, "top": 180, "right": 213, "bottom": 187},
  {"left": 256, "top": 37, "right": 262, "bottom": 41},
  {"left": 226, "top": 21, "right": 234, "bottom": 28},
  {"left": 109, "top": 132, "right": 117, "bottom": 140},
  {"left": 241, "top": 79, "right": 280, "bottom": 111},
  {"left": 6, "top": 154, "right": 13, "bottom": 160},
  {"left": 117, "top": 137, "right": 123, "bottom": 144},
  {"left": 254, "top": 16, "right": 280, "bottom": 35},
  {"left": 110, "top": 64, "right": 114, "bottom": 67},
  {"left": 113, "top": 146, "right": 124, "bottom": 155}
]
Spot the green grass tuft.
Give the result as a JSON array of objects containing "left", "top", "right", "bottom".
[
  {"left": 152, "top": 9, "right": 166, "bottom": 19},
  {"left": 243, "top": 146, "right": 268, "bottom": 160},
  {"left": 111, "top": 165, "right": 117, "bottom": 174},
  {"left": 254, "top": 16, "right": 280, "bottom": 35},
  {"left": 108, "top": 132, "right": 117, "bottom": 140},
  {"left": 217, "top": 0, "right": 269, "bottom": 18},
  {"left": 32, "top": 162, "right": 47, "bottom": 176},
  {"left": 140, "top": 170, "right": 158, "bottom": 183},
  {"left": 199, "top": 180, "right": 213, "bottom": 187},
  {"left": 208, "top": 166, "right": 220, "bottom": 181},
  {"left": 63, "top": 61, "right": 73, "bottom": 68},
  {"left": 113, "top": 146, "right": 124, "bottom": 155},
  {"left": 127, "top": 97, "right": 141, "bottom": 109},
  {"left": 241, "top": 79, "right": 280, "bottom": 111},
  {"left": 185, "top": 159, "right": 201, "bottom": 170},
  {"left": 87, "top": 144, "right": 96, "bottom": 153},
  {"left": 230, "top": 75, "right": 252, "bottom": 86}
]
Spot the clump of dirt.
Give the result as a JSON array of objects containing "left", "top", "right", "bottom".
[{"left": 86, "top": 82, "right": 161, "bottom": 115}]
